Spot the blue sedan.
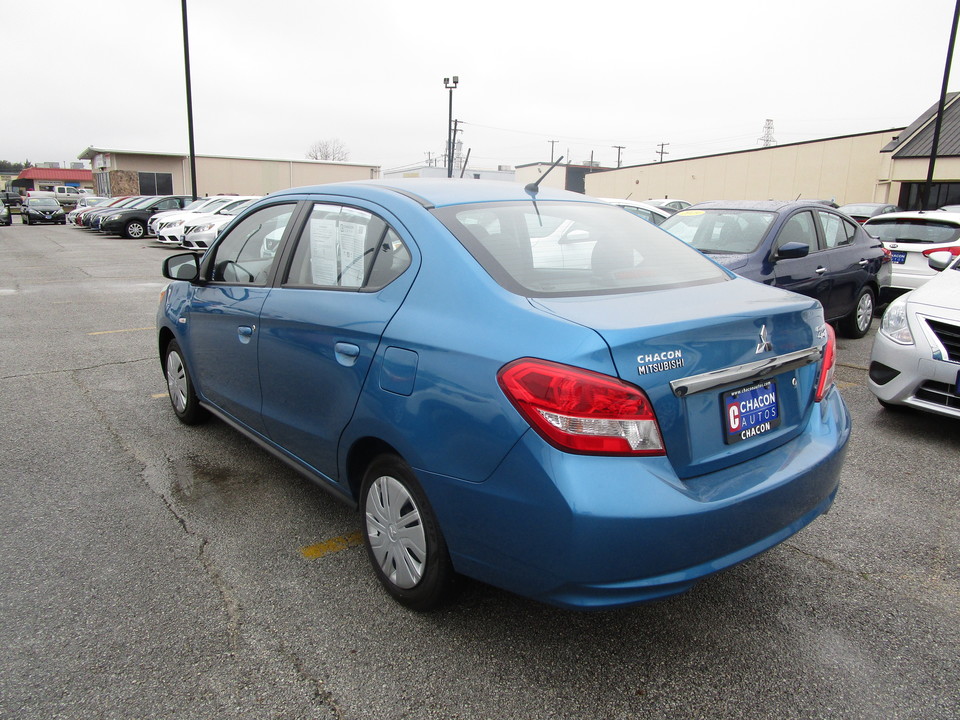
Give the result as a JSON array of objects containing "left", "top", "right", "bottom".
[
  {"left": 660, "top": 201, "right": 888, "bottom": 339},
  {"left": 157, "top": 180, "right": 850, "bottom": 610}
]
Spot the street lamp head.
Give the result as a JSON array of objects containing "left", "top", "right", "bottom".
[{"left": 444, "top": 76, "right": 459, "bottom": 89}]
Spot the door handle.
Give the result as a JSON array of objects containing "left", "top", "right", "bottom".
[
  {"left": 335, "top": 342, "right": 361, "bottom": 367},
  {"left": 237, "top": 325, "right": 255, "bottom": 344},
  {"left": 815, "top": 267, "right": 827, "bottom": 275},
  {"left": 858, "top": 259, "right": 869, "bottom": 267}
]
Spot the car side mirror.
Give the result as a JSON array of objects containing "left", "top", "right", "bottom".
[
  {"left": 926, "top": 250, "right": 955, "bottom": 271},
  {"left": 774, "top": 242, "right": 809, "bottom": 261},
  {"left": 162, "top": 252, "right": 201, "bottom": 281}
]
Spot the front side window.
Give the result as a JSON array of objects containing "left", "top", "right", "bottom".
[
  {"left": 284, "top": 204, "right": 411, "bottom": 290},
  {"left": 775, "top": 211, "right": 820, "bottom": 252},
  {"left": 208, "top": 204, "right": 293, "bottom": 285},
  {"left": 437, "top": 201, "right": 728, "bottom": 296}
]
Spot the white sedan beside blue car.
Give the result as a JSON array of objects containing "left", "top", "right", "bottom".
[
  {"left": 870, "top": 249, "right": 960, "bottom": 417},
  {"left": 157, "top": 179, "right": 850, "bottom": 610}
]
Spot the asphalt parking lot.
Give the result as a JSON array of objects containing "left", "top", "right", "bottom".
[{"left": 0, "top": 221, "right": 957, "bottom": 720}]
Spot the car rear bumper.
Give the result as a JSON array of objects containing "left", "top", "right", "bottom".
[{"left": 421, "top": 387, "right": 850, "bottom": 609}]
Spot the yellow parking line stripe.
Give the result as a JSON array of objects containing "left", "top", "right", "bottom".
[
  {"left": 301, "top": 532, "right": 363, "bottom": 559},
  {"left": 87, "top": 327, "right": 154, "bottom": 336},
  {"left": 152, "top": 393, "right": 167, "bottom": 399}
]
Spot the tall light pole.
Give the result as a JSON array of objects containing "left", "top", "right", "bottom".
[
  {"left": 444, "top": 76, "right": 459, "bottom": 178},
  {"left": 922, "top": 0, "right": 960, "bottom": 209},
  {"left": 181, "top": 0, "right": 197, "bottom": 200}
]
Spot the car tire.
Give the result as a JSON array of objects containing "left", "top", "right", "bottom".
[
  {"left": 164, "top": 339, "right": 207, "bottom": 425},
  {"left": 124, "top": 220, "right": 146, "bottom": 239},
  {"left": 361, "top": 454, "right": 455, "bottom": 611},
  {"left": 839, "top": 286, "right": 875, "bottom": 339}
]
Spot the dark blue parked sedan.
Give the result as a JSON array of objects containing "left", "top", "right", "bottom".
[
  {"left": 157, "top": 180, "right": 850, "bottom": 610},
  {"left": 660, "top": 201, "right": 888, "bottom": 338}
]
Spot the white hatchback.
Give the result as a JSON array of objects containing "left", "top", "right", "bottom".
[{"left": 864, "top": 210, "right": 960, "bottom": 300}]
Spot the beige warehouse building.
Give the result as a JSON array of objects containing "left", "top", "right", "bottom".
[
  {"left": 517, "top": 94, "right": 960, "bottom": 210},
  {"left": 78, "top": 147, "right": 379, "bottom": 199}
]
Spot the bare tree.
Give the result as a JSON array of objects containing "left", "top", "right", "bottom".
[{"left": 306, "top": 139, "right": 350, "bottom": 162}]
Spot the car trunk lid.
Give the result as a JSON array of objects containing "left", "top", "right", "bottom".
[{"left": 531, "top": 278, "right": 827, "bottom": 479}]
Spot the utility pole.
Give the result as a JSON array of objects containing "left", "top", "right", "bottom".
[
  {"left": 443, "top": 75, "right": 459, "bottom": 178},
  {"left": 548, "top": 140, "right": 558, "bottom": 163},
  {"left": 656, "top": 143, "right": 669, "bottom": 162},
  {"left": 612, "top": 145, "right": 625, "bottom": 168}
]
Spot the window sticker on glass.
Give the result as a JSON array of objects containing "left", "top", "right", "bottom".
[{"left": 307, "top": 207, "right": 370, "bottom": 287}]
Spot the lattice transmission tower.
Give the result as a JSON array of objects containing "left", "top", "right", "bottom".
[{"left": 759, "top": 119, "right": 777, "bottom": 147}]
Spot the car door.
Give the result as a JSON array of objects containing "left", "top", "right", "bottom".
[
  {"left": 814, "top": 209, "right": 871, "bottom": 321},
  {"left": 186, "top": 202, "right": 297, "bottom": 433},
  {"left": 770, "top": 210, "right": 832, "bottom": 308},
  {"left": 257, "top": 202, "right": 415, "bottom": 484}
]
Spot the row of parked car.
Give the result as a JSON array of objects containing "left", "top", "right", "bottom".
[{"left": 62, "top": 194, "right": 261, "bottom": 247}]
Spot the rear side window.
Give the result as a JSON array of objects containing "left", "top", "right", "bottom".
[
  {"left": 818, "top": 211, "right": 857, "bottom": 248},
  {"left": 284, "top": 204, "right": 411, "bottom": 290},
  {"left": 865, "top": 219, "right": 960, "bottom": 244},
  {"left": 435, "top": 201, "right": 728, "bottom": 297}
]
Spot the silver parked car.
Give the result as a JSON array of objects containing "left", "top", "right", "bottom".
[{"left": 869, "top": 250, "right": 960, "bottom": 417}]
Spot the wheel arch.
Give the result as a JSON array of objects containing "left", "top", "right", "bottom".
[
  {"left": 158, "top": 326, "right": 176, "bottom": 368},
  {"left": 344, "top": 437, "right": 403, "bottom": 507}
]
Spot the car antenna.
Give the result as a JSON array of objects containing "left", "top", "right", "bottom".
[{"left": 525, "top": 156, "right": 565, "bottom": 195}]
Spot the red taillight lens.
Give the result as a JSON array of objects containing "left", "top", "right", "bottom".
[
  {"left": 497, "top": 358, "right": 665, "bottom": 456},
  {"left": 922, "top": 246, "right": 960, "bottom": 257},
  {"left": 815, "top": 324, "right": 837, "bottom": 402}
]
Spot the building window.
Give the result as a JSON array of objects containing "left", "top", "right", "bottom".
[
  {"left": 138, "top": 172, "right": 173, "bottom": 195},
  {"left": 899, "top": 181, "right": 960, "bottom": 210}
]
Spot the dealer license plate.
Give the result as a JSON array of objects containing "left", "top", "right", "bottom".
[
  {"left": 723, "top": 380, "right": 781, "bottom": 444},
  {"left": 891, "top": 251, "right": 906, "bottom": 264}
]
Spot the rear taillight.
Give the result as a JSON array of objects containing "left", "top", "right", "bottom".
[
  {"left": 497, "top": 358, "right": 665, "bottom": 456},
  {"left": 922, "top": 246, "right": 960, "bottom": 257},
  {"left": 815, "top": 324, "right": 837, "bottom": 402}
]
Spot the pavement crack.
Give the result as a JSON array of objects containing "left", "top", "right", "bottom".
[{"left": 1, "top": 356, "right": 154, "bottom": 381}]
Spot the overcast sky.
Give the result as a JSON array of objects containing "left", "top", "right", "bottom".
[{"left": 7, "top": 0, "right": 960, "bottom": 172}]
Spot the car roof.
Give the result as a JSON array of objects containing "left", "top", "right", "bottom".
[
  {"left": 684, "top": 200, "right": 841, "bottom": 213},
  {"left": 864, "top": 210, "right": 960, "bottom": 225},
  {"left": 268, "top": 179, "right": 599, "bottom": 208},
  {"left": 598, "top": 197, "right": 670, "bottom": 213}
]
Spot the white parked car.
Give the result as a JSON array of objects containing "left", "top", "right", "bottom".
[
  {"left": 645, "top": 198, "right": 692, "bottom": 214},
  {"left": 869, "top": 250, "right": 960, "bottom": 417},
  {"left": 600, "top": 198, "right": 671, "bottom": 226},
  {"left": 149, "top": 196, "right": 242, "bottom": 239},
  {"left": 864, "top": 210, "right": 960, "bottom": 301},
  {"left": 66, "top": 196, "right": 108, "bottom": 224},
  {"left": 180, "top": 197, "right": 261, "bottom": 250}
]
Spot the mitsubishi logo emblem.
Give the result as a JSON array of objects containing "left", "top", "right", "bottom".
[{"left": 756, "top": 325, "right": 773, "bottom": 354}]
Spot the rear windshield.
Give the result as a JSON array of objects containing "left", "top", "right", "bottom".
[
  {"left": 865, "top": 218, "right": 960, "bottom": 244},
  {"left": 660, "top": 209, "right": 777, "bottom": 254},
  {"left": 434, "top": 201, "right": 728, "bottom": 297}
]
